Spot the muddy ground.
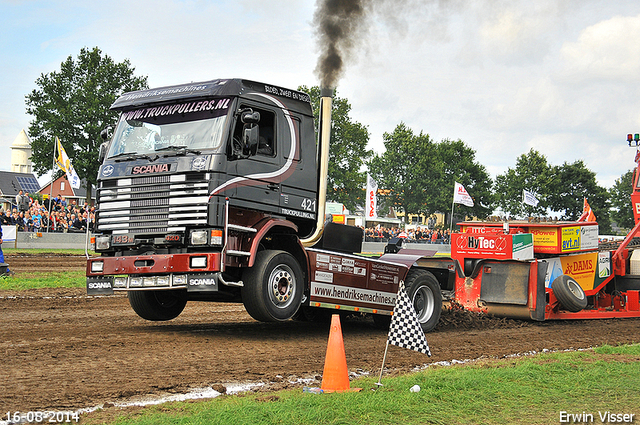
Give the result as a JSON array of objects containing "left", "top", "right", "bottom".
[{"left": 2, "top": 253, "right": 640, "bottom": 416}]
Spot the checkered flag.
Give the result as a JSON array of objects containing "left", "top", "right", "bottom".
[{"left": 388, "top": 281, "right": 431, "bottom": 356}]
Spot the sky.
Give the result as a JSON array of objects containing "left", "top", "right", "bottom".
[{"left": 2, "top": 0, "right": 640, "bottom": 189}]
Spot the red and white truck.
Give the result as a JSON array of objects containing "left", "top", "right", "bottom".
[{"left": 86, "top": 79, "right": 640, "bottom": 330}]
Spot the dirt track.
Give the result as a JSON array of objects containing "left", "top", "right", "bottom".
[{"left": 2, "top": 253, "right": 640, "bottom": 415}]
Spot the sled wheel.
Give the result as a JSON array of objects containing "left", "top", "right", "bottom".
[
  {"left": 242, "top": 250, "right": 303, "bottom": 322},
  {"left": 552, "top": 274, "right": 587, "bottom": 312},
  {"left": 406, "top": 269, "right": 443, "bottom": 332},
  {"left": 128, "top": 289, "right": 187, "bottom": 321}
]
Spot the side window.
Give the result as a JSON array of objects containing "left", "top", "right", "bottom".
[
  {"left": 284, "top": 114, "right": 302, "bottom": 161},
  {"left": 232, "top": 105, "right": 276, "bottom": 158},
  {"left": 257, "top": 109, "right": 276, "bottom": 157}
]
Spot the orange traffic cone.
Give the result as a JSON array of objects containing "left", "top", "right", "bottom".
[{"left": 320, "top": 314, "right": 361, "bottom": 393}]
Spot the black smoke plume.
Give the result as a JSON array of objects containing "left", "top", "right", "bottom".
[
  {"left": 313, "top": 0, "right": 456, "bottom": 91},
  {"left": 313, "top": 0, "right": 369, "bottom": 91}
]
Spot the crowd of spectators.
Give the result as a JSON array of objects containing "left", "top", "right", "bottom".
[
  {"left": 364, "top": 226, "right": 451, "bottom": 244},
  {"left": 1, "top": 191, "right": 95, "bottom": 233}
]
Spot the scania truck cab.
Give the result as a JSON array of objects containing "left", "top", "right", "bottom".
[{"left": 87, "top": 79, "right": 333, "bottom": 322}]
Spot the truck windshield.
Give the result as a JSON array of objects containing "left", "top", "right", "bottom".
[{"left": 107, "top": 99, "right": 231, "bottom": 158}]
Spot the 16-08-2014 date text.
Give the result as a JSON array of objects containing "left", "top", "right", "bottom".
[{"left": 4, "top": 411, "right": 79, "bottom": 424}]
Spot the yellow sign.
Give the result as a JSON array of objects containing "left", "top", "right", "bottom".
[
  {"left": 530, "top": 227, "right": 558, "bottom": 249},
  {"left": 560, "top": 252, "right": 598, "bottom": 291},
  {"left": 561, "top": 226, "right": 581, "bottom": 252},
  {"left": 332, "top": 214, "right": 345, "bottom": 224}
]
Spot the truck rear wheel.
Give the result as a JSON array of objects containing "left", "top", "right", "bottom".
[
  {"left": 552, "top": 274, "right": 587, "bottom": 312},
  {"left": 242, "top": 250, "right": 303, "bottom": 322},
  {"left": 128, "top": 289, "right": 187, "bottom": 321},
  {"left": 406, "top": 269, "right": 442, "bottom": 332}
]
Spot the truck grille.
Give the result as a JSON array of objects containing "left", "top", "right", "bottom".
[{"left": 97, "top": 173, "right": 210, "bottom": 234}]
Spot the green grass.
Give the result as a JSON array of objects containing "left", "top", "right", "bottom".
[
  {"left": 0, "top": 270, "right": 86, "bottom": 290},
  {"left": 0, "top": 248, "right": 89, "bottom": 291},
  {"left": 83, "top": 344, "right": 640, "bottom": 425}
]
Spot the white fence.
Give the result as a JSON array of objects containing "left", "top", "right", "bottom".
[{"left": 1, "top": 226, "right": 91, "bottom": 249}]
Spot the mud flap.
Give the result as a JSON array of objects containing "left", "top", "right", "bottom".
[
  {"left": 87, "top": 276, "right": 114, "bottom": 295},
  {"left": 186, "top": 273, "right": 219, "bottom": 292}
]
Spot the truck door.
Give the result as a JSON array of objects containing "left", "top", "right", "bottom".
[{"left": 227, "top": 103, "right": 282, "bottom": 215}]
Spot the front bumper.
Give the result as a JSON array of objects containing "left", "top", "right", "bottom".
[
  {"left": 87, "top": 253, "right": 222, "bottom": 276},
  {"left": 86, "top": 253, "right": 223, "bottom": 295}
]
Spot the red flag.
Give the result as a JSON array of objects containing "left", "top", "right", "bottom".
[{"left": 577, "top": 198, "right": 596, "bottom": 222}]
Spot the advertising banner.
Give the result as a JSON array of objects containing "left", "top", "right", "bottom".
[
  {"left": 1, "top": 225, "right": 16, "bottom": 242},
  {"left": 544, "top": 252, "right": 605, "bottom": 292},
  {"left": 452, "top": 233, "right": 534, "bottom": 260},
  {"left": 366, "top": 174, "right": 378, "bottom": 219}
]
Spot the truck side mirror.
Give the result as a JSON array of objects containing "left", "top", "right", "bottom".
[
  {"left": 98, "top": 141, "right": 110, "bottom": 163},
  {"left": 243, "top": 124, "right": 259, "bottom": 156},
  {"left": 99, "top": 125, "right": 113, "bottom": 162},
  {"left": 100, "top": 125, "right": 113, "bottom": 140},
  {"left": 241, "top": 111, "right": 260, "bottom": 124}
]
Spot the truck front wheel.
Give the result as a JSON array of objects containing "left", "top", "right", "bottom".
[
  {"left": 128, "top": 289, "right": 187, "bottom": 321},
  {"left": 242, "top": 250, "right": 304, "bottom": 322},
  {"left": 406, "top": 269, "right": 443, "bottom": 332}
]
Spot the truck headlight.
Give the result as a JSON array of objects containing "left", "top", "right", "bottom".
[
  {"left": 190, "top": 230, "right": 208, "bottom": 245},
  {"left": 95, "top": 235, "right": 111, "bottom": 251},
  {"left": 91, "top": 261, "right": 104, "bottom": 273},
  {"left": 190, "top": 256, "right": 207, "bottom": 268},
  {"left": 173, "top": 275, "right": 187, "bottom": 286}
]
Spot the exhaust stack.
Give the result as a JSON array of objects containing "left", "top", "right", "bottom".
[{"left": 301, "top": 87, "right": 333, "bottom": 247}]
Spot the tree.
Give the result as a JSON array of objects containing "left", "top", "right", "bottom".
[
  {"left": 547, "top": 160, "right": 611, "bottom": 233},
  {"left": 609, "top": 169, "right": 634, "bottom": 230},
  {"left": 369, "top": 124, "right": 492, "bottom": 220},
  {"left": 494, "top": 149, "right": 554, "bottom": 218},
  {"left": 495, "top": 149, "right": 612, "bottom": 233},
  {"left": 434, "top": 139, "right": 493, "bottom": 219},
  {"left": 298, "top": 86, "right": 372, "bottom": 212},
  {"left": 369, "top": 123, "right": 436, "bottom": 217},
  {"left": 25, "top": 47, "right": 148, "bottom": 202}
]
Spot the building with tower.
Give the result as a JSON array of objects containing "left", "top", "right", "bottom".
[
  {"left": 0, "top": 129, "right": 40, "bottom": 211},
  {"left": 10, "top": 129, "right": 33, "bottom": 174}
]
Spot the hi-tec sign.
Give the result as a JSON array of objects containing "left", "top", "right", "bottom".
[{"left": 452, "top": 233, "right": 534, "bottom": 261}]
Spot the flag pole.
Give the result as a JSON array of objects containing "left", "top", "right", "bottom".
[
  {"left": 375, "top": 340, "right": 390, "bottom": 387},
  {"left": 47, "top": 137, "right": 57, "bottom": 233},
  {"left": 449, "top": 198, "right": 455, "bottom": 234},
  {"left": 84, "top": 212, "right": 91, "bottom": 259}
]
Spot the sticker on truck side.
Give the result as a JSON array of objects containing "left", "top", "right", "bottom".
[{"left": 310, "top": 281, "right": 397, "bottom": 307}]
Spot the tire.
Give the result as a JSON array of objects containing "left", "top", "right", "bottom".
[
  {"left": 128, "top": 289, "right": 187, "bottom": 321},
  {"left": 552, "top": 274, "right": 587, "bottom": 312},
  {"left": 241, "top": 250, "right": 304, "bottom": 322},
  {"left": 405, "top": 269, "right": 443, "bottom": 332}
]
